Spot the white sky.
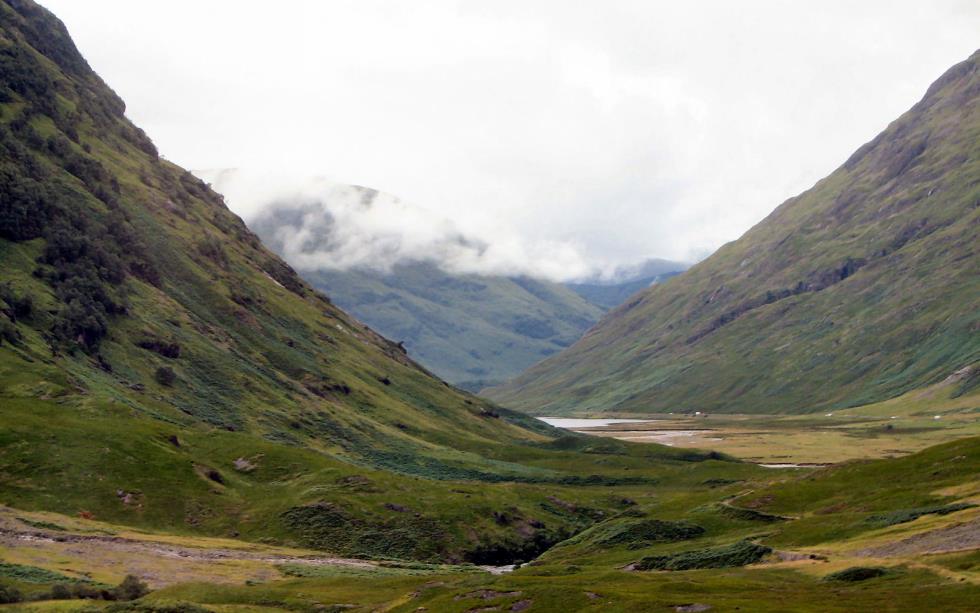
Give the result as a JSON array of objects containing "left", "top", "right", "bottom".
[{"left": 42, "top": 1, "right": 979, "bottom": 279}]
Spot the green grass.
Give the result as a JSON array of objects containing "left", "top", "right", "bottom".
[
  {"left": 739, "top": 436, "right": 980, "bottom": 548},
  {"left": 0, "top": 394, "right": 765, "bottom": 563},
  {"left": 0, "top": 563, "right": 86, "bottom": 584},
  {"left": 865, "top": 502, "right": 976, "bottom": 528},
  {"left": 931, "top": 549, "right": 980, "bottom": 573},
  {"left": 136, "top": 564, "right": 979, "bottom": 612}
]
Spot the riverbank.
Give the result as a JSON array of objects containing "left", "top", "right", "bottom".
[{"left": 536, "top": 388, "right": 980, "bottom": 464}]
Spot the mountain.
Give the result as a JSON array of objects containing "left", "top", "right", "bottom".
[
  {"left": 245, "top": 198, "right": 604, "bottom": 391},
  {"left": 2, "top": 4, "right": 980, "bottom": 610},
  {"left": 487, "top": 50, "right": 980, "bottom": 415},
  {"left": 0, "top": 0, "right": 732, "bottom": 564},
  {"left": 565, "top": 258, "right": 688, "bottom": 310}
]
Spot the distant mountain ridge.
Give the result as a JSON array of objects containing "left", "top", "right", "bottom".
[
  {"left": 487, "top": 50, "right": 980, "bottom": 415},
  {"left": 246, "top": 198, "right": 606, "bottom": 390},
  {"left": 566, "top": 258, "right": 687, "bottom": 310},
  {"left": 237, "top": 187, "right": 691, "bottom": 390}
]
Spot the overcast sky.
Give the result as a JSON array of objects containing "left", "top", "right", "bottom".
[{"left": 43, "top": 1, "right": 979, "bottom": 280}]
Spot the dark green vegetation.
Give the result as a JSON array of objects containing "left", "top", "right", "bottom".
[
  {"left": 104, "top": 602, "right": 209, "bottom": 613},
  {"left": 0, "top": 566, "right": 145, "bottom": 606},
  {"left": 633, "top": 540, "right": 772, "bottom": 571},
  {"left": 595, "top": 518, "right": 705, "bottom": 548},
  {"left": 824, "top": 567, "right": 890, "bottom": 582},
  {"left": 0, "top": 562, "right": 85, "bottom": 584},
  {"left": 488, "top": 50, "right": 980, "bottom": 415},
  {"left": 865, "top": 502, "right": 976, "bottom": 528},
  {"left": 717, "top": 504, "right": 789, "bottom": 523}
]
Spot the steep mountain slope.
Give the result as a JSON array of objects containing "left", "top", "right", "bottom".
[
  {"left": 247, "top": 200, "right": 602, "bottom": 391},
  {"left": 0, "top": 0, "right": 524, "bottom": 460},
  {"left": 0, "top": 0, "right": 734, "bottom": 563},
  {"left": 488, "top": 50, "right": 980, "bottom": 415}
]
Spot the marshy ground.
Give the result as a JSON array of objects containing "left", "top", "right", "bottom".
[{"left": 554, "top": 385, "right": 980, "bottom": 464}]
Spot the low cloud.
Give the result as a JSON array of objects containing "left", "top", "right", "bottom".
[
  {"left": 59, "top": 1, "right": 978, "bottom": 278},
  {"left": 199, "top": 169, "right": 599, "bottom": 282}
]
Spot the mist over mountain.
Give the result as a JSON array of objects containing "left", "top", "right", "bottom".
[
  {"left": 197, "top": 169, "right": 609, "bottom": 283},
  {"left": 235, "top": 187, "right": 608, "bottom": 391},
  {"left": 566, "top": 258, "right": 689, "bottom": 310},
  {"left": 198, "top": 171, "right": 690, "bottom": 390}
]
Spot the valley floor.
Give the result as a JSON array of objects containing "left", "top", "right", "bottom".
[
  {"left": 2, "top": 387, "right": 978, "bottom": 611},
  {"left": 2, "top": 489, "right": 979, "bottom": 611},
  {"left": 2, "top": 433, "right": 980, "bottom": 611},
  {"left": 548, "top": 387, "right": 980, "bottom": 464}
]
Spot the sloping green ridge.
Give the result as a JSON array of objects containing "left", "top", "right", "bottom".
[
  {"left": 0, "top": 0, "right": 536, "bottom": 470},
  {"left": 488, "top": 50, "right": 980, "bottom": 415}
]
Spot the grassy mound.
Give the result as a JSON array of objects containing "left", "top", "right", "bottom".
[
  {"left": 635, "top": 541, "right": 771, "bottom": 571},
  {"left": 599, "top": 519, "right": 705, "bottom": 548},
  {"left": 865, "top": 502, "right": 975, "bottom": 528},
  {"left": 718, "top": 504, "right": 788, "bottom": 523},
  {"left": 0, "top": 562, "right": 87, "bottom": 584}
]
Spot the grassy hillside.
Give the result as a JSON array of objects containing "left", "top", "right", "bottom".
[
  {"left": 247, "top": 201, "right": 604, "bottom": 391},
  {"left": 488, "top": 50, "right": 980, "bottom": 415},
  {"left": 0, "top": 0, "right": 738, "bottom": 564}
]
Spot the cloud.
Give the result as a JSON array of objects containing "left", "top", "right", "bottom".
[
  {"left": 45, "top": 0, "right": 980, "bottom": 270},
  {"left": 197, "top": 169, "right": 597, "bottom": 281}
]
